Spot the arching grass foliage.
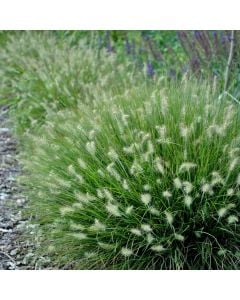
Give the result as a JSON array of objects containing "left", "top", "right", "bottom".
[{"left": 21, "top": 81, "right": 240, "bottom": 269}]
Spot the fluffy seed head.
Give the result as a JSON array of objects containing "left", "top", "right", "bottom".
[
  {"left": 106, "top": 163, "right": 121, "bottom": 181},
  {"left": 97, "top": 169, "right": 105, "bottom": 177},
  {"left": 121, "top": 113, "right": 129, "bottom": 126},
  {"left": 228, "top": 147, "right": 240, "bottom": 158},
  {"left": 173, "top": 177, "right": 182, "bottom": 189},
  {"left": 60, "top": 206, "right": 74, "bottom": 215},
  {"left": 103, "top": 189, "right": 114, "bottom": 201},
  {"left": 141, "top": 224, "right": 152, "bottom": 232},
  {"left": 163, "top": 190, "right": 172, "bottom": 198},
  {"left": 130, "top": 160, "right": 143, "bottom": 175},
  {"left": 218, "top": 207, "right": 228, "bottom": 218},
  {"left": 174, "top": 233, "right": 185, "bottom": 241},
  {"left": 211, "top": 171, "right": 224, "bottom": 186},
  {"left": 154, "top": 157, "right": 165, "bottom": 174},
  {"left": 184, "top": 195, "right": 193, "bottom": 208},
  {"left": 217, "top": 249, "right": 227, "bottom": 256},
  {"left": 229, "top": 157, "right": 239, "bottom": 172},
  {"left": 89, "top": 219, "right": 106, "bottom": 231},
  {"left": 121, "top": 247, "right": 133, "bottom": 257},
  {"left": 72, "top": 203, "right": 83, "bottom": 209},
  {"left": 123, "top": 144, "right": 135, "bottom": 154},
  {"left": 106, "top": 202, "right": 121, "bottom": 217},
  {"left": 130, "top": 228, "right": 142, "bottom": 236},
  {"left": 151, "top": 244, "right": 165, "bottom": 252},
  {"left": 227, "top": 188, "right": 234, "bottom": 196},
  {"left": 75, "top": 191, "right": 96, "bottom": 203},
  {"left": 165, "top": 211, "right": 174, "bottom": 225},
  {"left": 179, "top": 162, "right": 197, "bottom": 173},
  {"left": 71, "top": 233, "right": 87, "bottom": 240},
  {"left": 125, "top": 206, "right": 134, "bottom": 214},
  {"left": 227, "top": 215, "right": 238, "bottom": 224},
  {"left": 156, "top": 125, "right": 167, "bottom": 139},
  {"left": 86, "top": 141, "right": 96, "bottom": 155},
  {"left": 147, "top": 140, "right": 154, "bottom": 154},
  {"left": 68, "top": 164, "right": 76, "bottom": 175},
  {"left": 143, "top": 184, "right": 151, "bottom": 191},
  {"left": 179, "top": 123, "right": 190, "bottom": 138},
  {"left": 183, "top": 181, "right": 193, "bottom": 194},
  {"left": 77, "top": 158, "right": 87, "bottom": 169},
  {"left": 149, "top": 207, "right": 160, "bottom": 216},
  {"left": 122, "top": 179, "right": 130, "bottom": 190},
  {"left": 146, "top": 233, "right": 154, "bottom": 244},
  {"left": 55, "top": 177, "right": 71, "bottom": 188},
  {"left": 207, "top": 124, "right": 225, "bottom": 137},
  {"left": 96, "top": 189, "right": 104, "bottom": 199},
  {"left": 84, "top": 252, "right": 96, "bottom": 259},
  {"left": 201, "top": 183, "right": 213, "bottom": 194},
  {"left": 70, "top": 222, "right": 85, "bottom": 231},
  {"left": 141, "top": 193, "right": 152, "bottom": 205},
  {"left": 88, "top": 129, "right": 96, "bottom": 140},
  {"left": 98, "top": 242, "right": 116, "bottom": 250},
  {"left": 108, "top": 148, "right": 119, "bottom": 161}
]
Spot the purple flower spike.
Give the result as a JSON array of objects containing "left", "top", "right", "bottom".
[
  {"left": 227, "top": 33, "right": 232, "bottom": 42},
  {"left": 125, "top": 39, "right": 131, "bottom": 54},
  {"left": 220, "top": 33, "right": 226, "bottom": 44},
  {"left": 212, "top": 31, "right": 217, "bottom": 38},
  {"left": 106, "top": 43, "right": 113, "bottom": 53},
  {"left": 97, "top": 36, "right": 103, "bottom": 47},
  {"left": 104, "top": 31, "right": 113, "bottom": 53},
  {"left": 146, "top": 62, "right": 154, "bottom": 77},
  {"left": 194, "top": 31, "right": 201, "bottom": 39}
]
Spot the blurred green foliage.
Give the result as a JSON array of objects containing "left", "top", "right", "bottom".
[{"left": 1, "top": 30, "right": 240, "bottom": 99}]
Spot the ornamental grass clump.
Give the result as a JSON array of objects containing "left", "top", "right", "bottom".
[
  {"left": 21, "top": 81, "right": 240, "bottom": 269},
  {"left": 0, "top": 31, "right": 141, "bottom": 135}
]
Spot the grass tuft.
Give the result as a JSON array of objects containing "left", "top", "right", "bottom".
[{"left": 20, "top": 80, "right": 240, "bottom": 269}]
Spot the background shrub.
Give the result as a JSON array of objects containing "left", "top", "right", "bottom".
[{"left": 0, "top": 31, "right": 143, "bottom": 135}]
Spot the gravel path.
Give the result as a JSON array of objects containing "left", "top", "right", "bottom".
[{"left": 0, "top": 106, "right": 39, "bottom": 269}]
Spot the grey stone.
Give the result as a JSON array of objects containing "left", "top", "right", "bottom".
[{"left": 0, "top": 127, "right": 9, "bottom": 134}]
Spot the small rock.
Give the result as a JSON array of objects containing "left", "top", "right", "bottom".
[
  {"left": 7, "top": 175, "right": 15, "bottom": 182},
  {"left": 16, "top": 198, "right": 26, "bottom": 206},
  {"left": 10, "top": 248, "right": 18, "bottom": 256},
  {"left": 0, "top": 193, "right": 8, "bottom": 200},
  {"left": 0, "top": 128, "right": 9, "bottom": 134},
  {"left": 0, "top": 228, "right": 12, "bottom": 233},
  {"left": 6, "top": 261, "right": 16, "bottom": 270}
]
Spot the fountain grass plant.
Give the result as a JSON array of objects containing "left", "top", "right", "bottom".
[
  {"left": 20, "top": 80, "right": 240, "bottom": 269},
  {"left": 0, "top": 31, "right": 143, "bottom": 135}
]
